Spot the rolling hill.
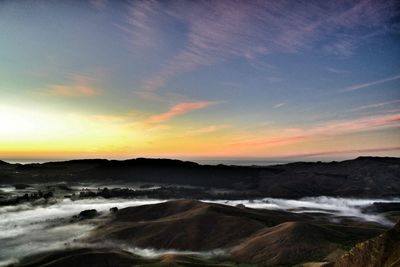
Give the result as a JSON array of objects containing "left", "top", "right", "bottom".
[{"left": 87, "top": 200, "right": 382, "bottom": 265}]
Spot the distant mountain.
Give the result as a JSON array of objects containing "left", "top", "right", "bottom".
[
  {"left": 1, "top": 157, "right": 399, "bottom": 198},
  {"left": 335, "top": 220, "right": 400, "bottom": 267}
]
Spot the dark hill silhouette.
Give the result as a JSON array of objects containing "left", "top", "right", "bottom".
[
  {"left": 0, "top": 160, "right": 9, "bottom": 166},
  {"left": 1, "top": 157, "right": 399, "bottom": 198},
  {"left": 0, "top": 157, "right": 400, "bottom": 198}
]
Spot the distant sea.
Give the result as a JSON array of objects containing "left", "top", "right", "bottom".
[
  {"left": 2, "top": 158, "right": 291, "bottom": 166},
  {"left": 1, "top": 159, "right": 66, "bottom": 164}
]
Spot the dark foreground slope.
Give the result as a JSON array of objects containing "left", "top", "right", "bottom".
[
  {"left": 11, "top": 248, "right": 153, "bottom": 267},
  {"left": 88, "top": 200, "right": 381, "bottom": 265},
  {"left": 231, "top": 222, "right": 349, "bottom": 265},
  {"left": 1, "top": 157, "right": 399, "bottom": 198},
  {"left": 10, "top": 200, "right": 390, "bottom": 267},
  {"left": 88, "top": 199, "right": 308, "bottom": 250},
  {"left": 11, "top": 248, "right": 235, "bottom": 267},
  {"left": 335, "top": 221, "right": 400, "bottom": 267}
]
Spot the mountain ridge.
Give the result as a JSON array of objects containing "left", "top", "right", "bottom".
[{"left": 1, "top": 157, "right": 399, "bottom": 198}]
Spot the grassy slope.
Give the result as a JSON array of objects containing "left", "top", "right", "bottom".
[{"left": 335, "top": 221, "right": 400, "bottom": 267}]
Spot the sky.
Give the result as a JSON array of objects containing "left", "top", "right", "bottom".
[{"left": 0, "top": 0, "right": 399, "bottom": 161}]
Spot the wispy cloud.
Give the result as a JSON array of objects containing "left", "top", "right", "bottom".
[
  {"left": 125, "top": 0, "right": 164, "bottom": 48},
  {"left": 47, "top": 84, "right": 98, "bottom": 97},
  {"left": 327, "top": 67, "right": 350, "bottom": 74},
  {"left": 312, "top": 114, "right": 400, "bottom": 134},
  {"left": 146, "top": 101, "right": 216, "bottom": 124},
  {"left": 323, "top": 36, "right": 356, "bottom": 56},
  {"left": 42, "top": 74, "right": 100, "bottom": 97},
  {"left": 351, "top": 100, "right": 400, "bottom": 112},
  {"left": 231, "top": 113, "right": 400, "bottom": 148},
  {"left": 89, "top": 0, "right": 108, "bottom": 10},
  {"left": 342, "top": 73, "right": 400, "bottom": 92},
  {"left": 184, "top": 124, "right": 230, "bottom": 137},
  {"left": 283, "top": 146, "right": 400, "bottom": 159},
  {"left": 273, "top": 103, "right": 286, "bottom": 109},
  {"left": 124, "top": 0, "right": 399, "bottom": 95}
]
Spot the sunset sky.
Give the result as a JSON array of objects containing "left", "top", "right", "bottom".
[{"left": 0, "top": 0, "right": 399, "bottom": 161}]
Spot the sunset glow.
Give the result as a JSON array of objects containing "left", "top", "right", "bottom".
[{"left": 0, "top": 0, "right": 399, "bottom": 161}]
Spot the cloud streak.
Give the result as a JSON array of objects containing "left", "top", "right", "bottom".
[
  {"left": 231, "top": 113, "right": 400, "bottom": 148},
  {"left": 351, "top": 99, "right": 400, "bottom": 112},
  {"left": 282, "top": 146, "right": 400, "bottom": 159},
  {"left": 43, "top": 75, "right": 100, "bottom": 97},
  {"left": 47, "top": 85, "right": 98, "bottom": 97},
  {"left": 183, "top": 124, "right": 230, "bottom": 137},
  {"left": 273, "top": 103, "right": 286, "bottom": 109},
  {"left": 146, "top": 101, "right": 216, "bottom": 124},
  {"left": 342, "top": 73, "right": 400, "bottom": 92}
]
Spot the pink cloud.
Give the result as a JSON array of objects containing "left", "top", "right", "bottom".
[
  {"left": 231, "top": 113, "right": 400, "bottom": 148},
  {"left": 282, "top": 146, "right": 400, "bottom": 159},
  {"left": 233, "top": 134, "right": 309, "bottom": 147},
  {"left": 350, "top": 100, "right": 400, "bottom": 112},
  {"left": 312, "top": 114, "right": 400, "bottom": 134},
  {"left": 146, "top": 101, "right": 216, "bottom": 124}
]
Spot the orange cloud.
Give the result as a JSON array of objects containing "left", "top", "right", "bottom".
[
  {"left": 44, "top": 75, "right": 100, "bottom": 97},
  {"left": 146, "top": 101, "right": 216, "bottom": 124},
  {"left": 47, "top": 85, "right": 98, "bottom": 97},
  {"left": 184, "top": 124, "right": 230, "bottom": 136}
]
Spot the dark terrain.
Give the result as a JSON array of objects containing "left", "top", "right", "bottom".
[
  {"left": 2, "top": 157, "right": 400, "bottom": 266},
  {"left": 10, "top": 200, "right": 399, "bottom": 267},
  {"left": 1, "top": 157, "right": 399, "bottom": 198},
  {"left": 89, "top": 200, "right": 383, "bottom": 263},
  {"left": 335, "top": 220, "right": 400, "bottom": 267}
]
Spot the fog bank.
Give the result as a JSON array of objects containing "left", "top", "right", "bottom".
[{"left": 0, "top": 196, "right": 398, "bottom": 266}]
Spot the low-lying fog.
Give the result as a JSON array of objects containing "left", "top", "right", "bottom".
[
  {"left": 0, "top": 185, "right": 399, "bottom": 266},
  {"left": 207, "top": 197, "right": 399, "bottom": 226},
  {"left": 0, "top": 198, "right": 166, "bottom": 266}
]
